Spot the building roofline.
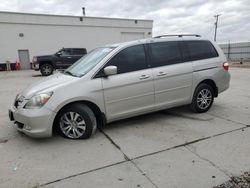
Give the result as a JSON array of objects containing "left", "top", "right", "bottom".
[
  {"left": 0, "top": 11, "right": 153, "bottom": 22},
  {"left": 218, "top": 41, "right": 250, "bottom": 45}
]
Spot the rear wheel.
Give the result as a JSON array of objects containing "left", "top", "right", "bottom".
[
  {"left": 190, "top": 83, "right": 214, "bottom": 113},
  {"left": 57, "top": 104, "right": 97, "bottom": 139},
  {"left": 40, "top": 63, "right": 53, "bottom": 76}
]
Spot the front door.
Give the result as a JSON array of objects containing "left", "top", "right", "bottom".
[{"left": 100, "top": 44, "right": 154, "bottom": 121}]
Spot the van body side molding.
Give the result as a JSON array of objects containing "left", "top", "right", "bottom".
[{"left": 193, "top": 66, "right": 218, "bottom": 72}]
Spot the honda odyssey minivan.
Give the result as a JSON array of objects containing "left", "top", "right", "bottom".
[{"left": 9, "top": 34, "right": 230, "bottom": 139}]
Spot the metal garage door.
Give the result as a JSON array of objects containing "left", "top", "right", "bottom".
[
  {"left": 121, "top": 32, "right": 145, "bottom": 42},
  {"left": 18, "top": 50, "right": 30, "bottom": 70}
]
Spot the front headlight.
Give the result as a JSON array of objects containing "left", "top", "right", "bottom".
[{"left": 24, "top": 92, "right": 53, "bottom": 109}]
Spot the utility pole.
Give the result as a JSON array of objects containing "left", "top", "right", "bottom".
[{"left": 214, "top": 14, "right": 221, "bottom": 42}]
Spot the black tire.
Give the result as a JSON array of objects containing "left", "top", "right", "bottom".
[
  {"left": 56, "top": 104, "right": 97, "bottom": 139},
  {"left": 190, "top": 83, "right": 214, "bottom": 113},
  {"left": 40, "top": 63, "right": 53, "bottom": 76}
]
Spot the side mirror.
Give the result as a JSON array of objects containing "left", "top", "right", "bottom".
[
  {"left": 104, "top": 66, "right": 117, "bottom": 76},
  {"left": 56, "top": 52, "right": 62, "bottom": 57}
]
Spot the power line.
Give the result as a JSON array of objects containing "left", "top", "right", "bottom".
[{"left": 214, "top": 14, "right": 221, "bottom": 42}]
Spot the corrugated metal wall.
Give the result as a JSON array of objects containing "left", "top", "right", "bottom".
[{"left": 219, "top": 42, "right": 250, "bottom": 61}]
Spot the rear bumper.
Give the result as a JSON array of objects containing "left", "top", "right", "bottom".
[
  {"left": 218, "top": 71, "right": 231, "bottom": 93},
  {"left": 9, "top": 106, "right": 56, "bottom": 138}
]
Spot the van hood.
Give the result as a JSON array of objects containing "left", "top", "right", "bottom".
[{"left": 20, "top": 73, "right": 78, "bottom": 99}]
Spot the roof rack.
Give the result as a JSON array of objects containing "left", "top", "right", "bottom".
[{"left": 154, "top": 34, "right": 201, "bottom": 38}]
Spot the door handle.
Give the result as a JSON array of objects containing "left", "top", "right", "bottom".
[
  {"left": 67, "top": 57, "right": 72, "bottom": 58},
  {"left": 139, "top": 75, "right": 150, "bottom": 80},
  {"left": 157, "top": 72, "right": 167, "bottom": 76}
]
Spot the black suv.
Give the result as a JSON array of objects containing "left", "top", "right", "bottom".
[{"left": 32, "top": 48, "right": 87, "bottom": 76}]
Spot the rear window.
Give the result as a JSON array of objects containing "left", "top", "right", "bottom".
[{"left": 184, "top": 40, "right": 218, "bottom": 61}]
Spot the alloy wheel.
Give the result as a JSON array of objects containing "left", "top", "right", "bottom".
[
  {"left": 42, "top": 65, "right": 52, "bottom": 75},
  {"left": 197, "top": 89, "right": 212, "bottom": 110},
  {"left": 59, "top": 112, "right": 86, "bottom": 139}
]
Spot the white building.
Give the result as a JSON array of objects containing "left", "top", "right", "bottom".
[{"left": 0, "top": 11, "right": 153, "bottom": 69}]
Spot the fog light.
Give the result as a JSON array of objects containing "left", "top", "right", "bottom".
[
  {"left": 14, "top": 121, "right": 24, "bottom": 129},
  {"left": 24, "top": 125, "right": 32, "bottom": 130}
]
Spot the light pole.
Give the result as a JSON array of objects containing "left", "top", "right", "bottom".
[{"left": 214, "top": 14, "right": 221, "bottom": 42}]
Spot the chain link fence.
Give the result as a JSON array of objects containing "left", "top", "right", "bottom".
[{"left": 219, "top": 42, "right": 250, "bottom": 62}]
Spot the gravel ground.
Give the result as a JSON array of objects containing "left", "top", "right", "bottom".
[{"left": 214, "top": 172, "right": 250, "bottom": 188}]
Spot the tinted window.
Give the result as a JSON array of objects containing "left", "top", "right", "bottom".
[
  {"left": 72, "top": 49, "right": 87, "bottom": 55},
  {"left": 105, "top": 45, "right": 147, "bottom": 74},
  {"left": 184, "top": 40, "right": 218, "bottom": 61},
  {"left": 150, "top": 41, "right": 182, "bottom": 67},
  {"left": 61, "top": 49, "right": 71, "bottom": 56}
]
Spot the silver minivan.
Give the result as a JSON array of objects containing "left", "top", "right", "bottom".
[{"left": 9, "top": 35, "right": 230, "bottom": 139}]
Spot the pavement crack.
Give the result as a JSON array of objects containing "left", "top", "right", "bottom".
[
  {"left": 130, "top": 160, "right": 159, "bottom": 188},
  {"left": 165, "top": 111, "right": 214, "bottom": 121},
  {"left": 207, "top": 112, "right": 248, "bottom": 126},
  {"left": 99, "top": 128, "right": 129, "bottom": 161},
  {"left": 132, "top": 125, "right": 249, "bottom": 161},
  {"left": 185, "top": 146, "right": 232, "bottom": 178},
  {"left": 99, "top": 128, "right": 158, "bottom": 188},
  {"left": 37, "top": 161, "right": 127, "bottom": 187}
]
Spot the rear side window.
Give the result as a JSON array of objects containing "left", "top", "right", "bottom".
[
  {"left": 149, "top": 41, "right": 182, "bottom": 67},
  {"left": 184, "top": 40, "right": 218, "bottom": 61},
  {"left": 72, "top": 49, "right": 87, "bottom": 55},
  {"left": 105, "top": 44, "right": 147, "bottom": 74}
]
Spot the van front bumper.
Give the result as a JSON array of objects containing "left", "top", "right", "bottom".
[{"left": 8, "top": 106, "right": 56, "bottom": 138}]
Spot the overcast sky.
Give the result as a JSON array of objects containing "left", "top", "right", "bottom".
[{"left": 0, "top": 0, "right": 249, "bottom": 43}]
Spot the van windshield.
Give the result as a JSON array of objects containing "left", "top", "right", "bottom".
[{"left": 64, "top": 47, "right": 114, "bottom": 77}]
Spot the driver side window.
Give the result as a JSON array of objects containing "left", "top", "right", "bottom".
[
  {"left": 61, "top": 49, "right": 71, "bottom": 56},
  {"left": 104, "top": 44, "right": 147, "bottom": 74}
]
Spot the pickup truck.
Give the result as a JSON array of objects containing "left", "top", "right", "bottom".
[{"left": 32, "top": 48, "right": 87, "bottom": 76}]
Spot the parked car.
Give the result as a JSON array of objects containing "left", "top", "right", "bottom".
[
  {"left": 32, "top": 48, "right": 87, "bottom": 76},
  {"left": 9, "top": 34, "right": 230, "bottom": 139}
]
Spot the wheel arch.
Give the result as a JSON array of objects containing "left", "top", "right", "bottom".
[
  {"left": 52, "top": 100, "right": 106, "bottom": 135},
  {"left": 195, "top": 79, "right": 218, "bottom": 97},
  {"left": 39, "top": 60, "right": 54, "bottom": 68}
]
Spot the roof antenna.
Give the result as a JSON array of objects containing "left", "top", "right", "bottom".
[{"left": 82, "top": 7, "right": 85, "bottom": 16}]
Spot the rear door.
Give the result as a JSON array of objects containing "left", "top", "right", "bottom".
[
  {"left": 149, "top": 41, "right": 193, "bottom": 109},
  {"left": 98, "top": 44, "right": 154, "bottom": 121}
]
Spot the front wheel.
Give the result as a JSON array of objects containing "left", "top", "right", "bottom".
[
  {"left": 40, "top": 63, "right": 53, "bottom": 76},
  {"left": 190, "top": 83, "right": 214, "bottom": 113},
  {"left": 57, "top": 104, "right": 97, "bottom": 139}
]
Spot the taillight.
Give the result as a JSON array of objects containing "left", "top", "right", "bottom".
[{"left": 223, "top": 62, "right": 229, "bottom": 71}]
